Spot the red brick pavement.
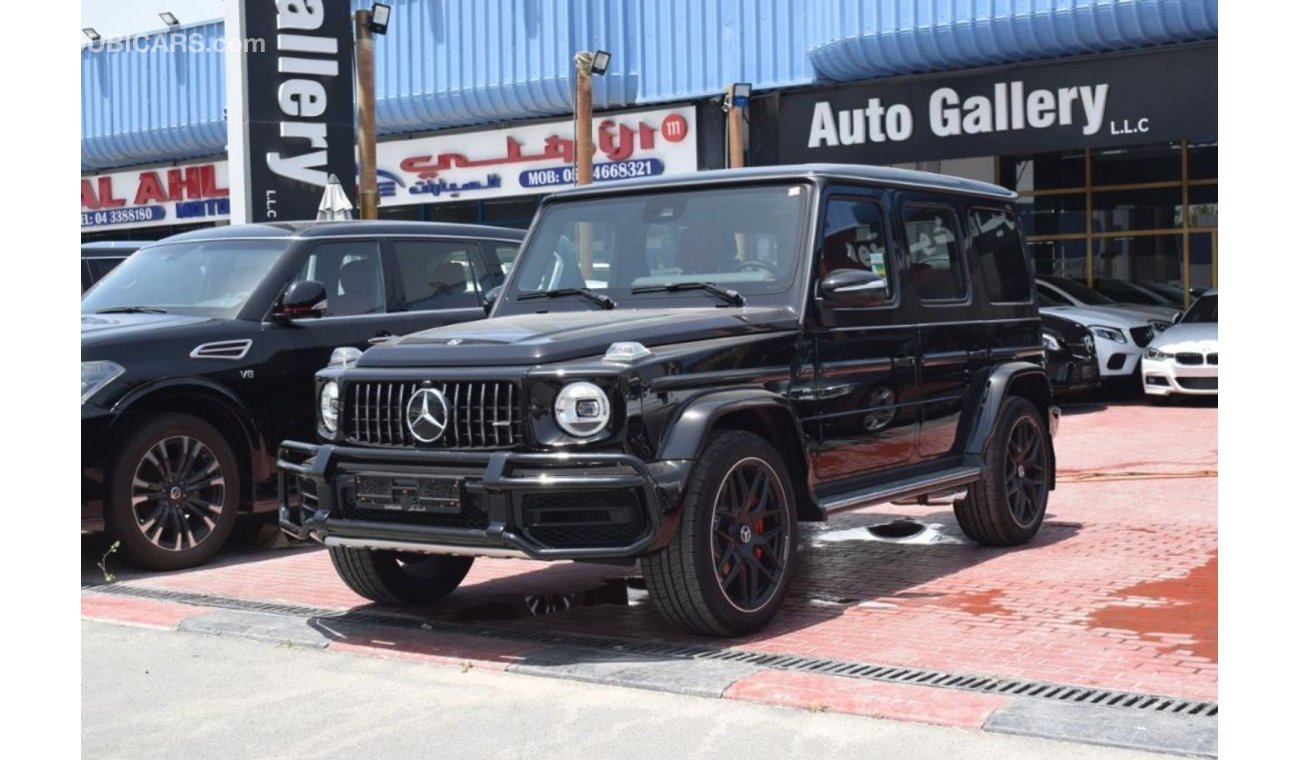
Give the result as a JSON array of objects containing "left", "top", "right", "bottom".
[{"left": 86, "top": 400, "right": 1218, "bottom": 711}]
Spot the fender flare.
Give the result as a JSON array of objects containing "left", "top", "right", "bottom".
[
  {"left": 961, "top": 361, "right": 1056, "bottom": 489},
  {"left": 110, "top": 377, "right": 267, "bottom": 484},
  {"left": 655, "top": 388, "right": 819, "bottom": 520}
]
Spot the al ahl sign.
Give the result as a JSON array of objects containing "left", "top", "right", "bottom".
[{"left": 80, "top": 161, "right": 230, "bottom": 231}]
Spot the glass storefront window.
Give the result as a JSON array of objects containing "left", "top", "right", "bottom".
[
  {"left": 1017, "top": 194, "right": 1085, "bottom": 237},
  {"left": 1092, "top": 235, "right": 1182, "bottom": 285},
  {"left": 1028, "top": 239, "right": 1085, "bottom": 280},
  {"left": 1181, "top": 233, "right": 1216, "bottom": 293},
  {"left": 1091, "top": 143, "right": 1181, "bottom": 185},
  {"left": 1188, "top": 143, "right": 1218, "bottom": 180},
  {"left": 1091, "top": 186, "right": 1181, "bottom": 232},
  {"left": 998, "top": 151, "right": 1085, "bottom": 193},
  {"left": 1185, "top": 184, "right": 1218, "bottom": 228}
]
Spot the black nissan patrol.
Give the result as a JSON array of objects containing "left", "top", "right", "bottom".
[
  {"left": 82, "top": 221, "right": 523, "bottom": 570},
  {"left": 279, "top": 165, "right": 1059, "bottom": 636}
]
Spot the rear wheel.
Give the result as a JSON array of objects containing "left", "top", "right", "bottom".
[
  {"left": 105, "top": 413, "right": 241, "bottom": 571},
  {"left": 954, "top": 397, "right": 1050, "bottom": 546},
  {"left": 643, "top": 431, "right": 798, "bottom": 636},
  {"left": 329, "top": 547, "right": 474, "bottom": 605}
]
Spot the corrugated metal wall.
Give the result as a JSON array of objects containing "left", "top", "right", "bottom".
[
  {"left": 81, "top": 20, "right": 228, "bottom": 170},
  {"left": 81, "top": 0, "right": 1217, "bottom": 171}
]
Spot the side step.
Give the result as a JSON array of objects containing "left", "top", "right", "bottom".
[{"left": 818, "top": 466, "right": 983, "bottom": 515}]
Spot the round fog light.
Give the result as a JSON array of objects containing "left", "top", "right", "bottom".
[
  {"left": 320, "top": 381, "right": 340, "bottom": 433},
  {"left": 555, "top": 382, "right": 610, "bottom": 437}
]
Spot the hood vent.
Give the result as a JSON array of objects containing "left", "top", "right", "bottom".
[{"left": 190, "top": 339, "right": 252, "bottom": 361}]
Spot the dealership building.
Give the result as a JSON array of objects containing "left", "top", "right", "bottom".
[{"left": 82, "top": 0, "right": 1217, "bottom": 300}]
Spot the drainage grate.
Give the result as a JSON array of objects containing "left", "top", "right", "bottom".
[{"left": 92, "top": 584, "right": 1217, "bottom": 718}]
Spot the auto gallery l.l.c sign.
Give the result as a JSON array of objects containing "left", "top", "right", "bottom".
[{"left": 776, "top": 43, "right": 1216, "bottom": 165}]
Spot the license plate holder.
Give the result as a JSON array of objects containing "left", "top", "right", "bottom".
[{"left": 351, "top": 474, "right": 463, "bottom": 514}]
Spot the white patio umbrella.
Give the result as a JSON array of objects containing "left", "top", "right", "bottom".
[{"left": 316, "top": 174, "right": 355, "bottom": 221}]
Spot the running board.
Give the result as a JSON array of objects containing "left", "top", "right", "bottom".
[{"left": 818, "top": 466, "right": 984, "bottom": 515}]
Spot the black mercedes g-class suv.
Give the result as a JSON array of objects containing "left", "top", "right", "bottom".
[
  {"left": 279, "top": 165, "right": 1059, "bottom": 636},
  {"left": 82, "top": 221, "right": 523, "bottom": 570}
]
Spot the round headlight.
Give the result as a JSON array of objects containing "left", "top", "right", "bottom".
[
  {"left": 554, "top": 381, "right": 611, "bottom": 438},
  {"left": 320, "top": 381, "right": 340, "bottom": 433}
]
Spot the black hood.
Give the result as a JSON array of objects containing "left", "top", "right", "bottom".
[
  {"left": 358, "top": 307, "right": 800, "bottom": 368},
  {"left": 81, "top": 312, "right": 216, "bottom": 345}
]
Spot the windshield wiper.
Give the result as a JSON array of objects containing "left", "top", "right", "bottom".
[
  {"left": 94, "top": 306, "right": 168, "bottom": 314},
  {"left": 516, "top": 288, "right": 616, "bottom": 310},
  {"left": 631, "top": 282, "right": 746, "bottom": 307}
]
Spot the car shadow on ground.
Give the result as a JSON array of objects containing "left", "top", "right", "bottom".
[{"left": 291, "top": 505, "right": 1081, "bottom": 666}]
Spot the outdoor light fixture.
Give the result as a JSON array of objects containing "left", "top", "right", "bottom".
[
  {"left": 159, "top": 12, "right": 179, "bottom": 27},
  {"left": 589, "top": 50, "right": 611, "bottom": 76},
  {"left": 727, "top": 82, "right": 753, "bottom": 108},
  {"left": 82, "top": 27, "right": 101, "bottom": 43},
  {"left": 369, "top": 3, "right": 391, "bottom": 34}
]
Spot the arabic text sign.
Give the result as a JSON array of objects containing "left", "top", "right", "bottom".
[
  {"left": 375, "top": 106, "right": 697, "bottom": 206},
  {"left": 80, "top": 160, "right": 231, "bottom": 231}
]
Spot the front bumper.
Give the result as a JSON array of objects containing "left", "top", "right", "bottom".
[
  {"left": 1046, "top": 355, "right": 1101, "bottom": 395},
  {"left": 1142, "top": 358, "right": 1219, "bottom": 396},
  {"left": 277, "top": 441, "right": 689, "bottom": 561},
  {"left": 81, "top": 406, "right": 114, "bottom": 531}
]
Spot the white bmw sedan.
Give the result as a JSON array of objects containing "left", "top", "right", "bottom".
[{"left": 1142, "top": 291, "right": 1218, "bottom": 398}]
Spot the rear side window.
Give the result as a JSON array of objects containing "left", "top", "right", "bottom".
[
  {"left": 902, "top": 205, "right": 966, "bottom": 301},
  {"left": 968, "top": 208, "right": 1031, "bottom": 302},
  {"left": 393, "top": 240, "right": 484, "bottom": 311}
]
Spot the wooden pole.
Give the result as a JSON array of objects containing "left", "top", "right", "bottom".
[
  {"left": 727, "top": 84, "right": 745, "bottom": 169},
  {"left": 355, "top": 10, "right": 379, "bottom": 220}
]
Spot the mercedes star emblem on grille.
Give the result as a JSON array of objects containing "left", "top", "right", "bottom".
[{"left": 406, "top": 387, "right": 450, "bottom": 443}]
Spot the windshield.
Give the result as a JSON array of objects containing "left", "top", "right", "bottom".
[
  {"left": 82, "top": 240, "right": 288, "bottom": 319},
  {"left": 1042, "top": 276, "right": 1116, "bottom": 306},
  {"left": 1182, "top": 294, "right": 1217, "bottom": 323},
  {"left": 503, "top": 184, "right": 809, "bottom": 310}
]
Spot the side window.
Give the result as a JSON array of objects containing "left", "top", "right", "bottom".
[
  {"left": 820, "top": 197, "right": 893, "bottom": 302},
  {"left": 393, "top": 240, "right": 483, "bottom": 311},
  {"left": 297, "top": 241, "right": 384, "bottom": 317},
  {"left": 969, "top": 208, "right": 1031, "bottom": 302},
  {"left": 491, "top": 244, "right": 519, "bottom": 275},
  {"left": 902, "top": 204, "right": 966, "bottom": 302}
]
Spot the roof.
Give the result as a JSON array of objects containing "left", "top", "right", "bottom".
[
  {"left": 155, "top": 220, "right": 527, "bottom": 244},
  {"left": 544, "top": 163, "right": 1018, "bottom": 202}
]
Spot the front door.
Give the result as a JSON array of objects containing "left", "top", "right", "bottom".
[
  {"left": 809, "top": 190, "right": 919, "bottom": 490},
  {"left": 259, "top": 238, "right": 400, "bottom": 448}
]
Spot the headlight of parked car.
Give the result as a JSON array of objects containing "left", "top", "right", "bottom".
[
  {"left": 1144, "top": 348, "right": 1173, "bottom": 361},
  {"left": 319, "top": 380, "right": 340, "bottom": 433},
  {"left": 1041, "top": 333, "right": 1062, "bottom": 352},
  {"left": 1088, "top": 325, "right": 1127, "bottom": 344},
  {"left": 82, "top": 360, "right": 124, "bottom": 404},
  {"left": 554, "top": 381, "right": 611, "bottom": 437}
]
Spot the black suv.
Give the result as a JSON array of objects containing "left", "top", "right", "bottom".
[
  {"left": 82, "top": 241, "right": 142, "bottom": 292},
  {"left": 279, "top": 165, "right": 1059, "bottom": 636},
  {"left": 82, "top": 221, "right": 523, "bottom": 569}
]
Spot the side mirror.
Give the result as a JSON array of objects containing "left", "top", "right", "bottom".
[
  {"left": 276, "top": 280, "right": 328, "bottom": 320},
  {"left": 483, "top": 285, "right": 502, "bottom": 316},
  {"left": 819, "top": 268, "right": 888, "bottom": 308}
]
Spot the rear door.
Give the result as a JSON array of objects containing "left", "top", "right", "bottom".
[
  {"left": 897, "top": 195, "right": 983, "bottom": 461},
  {"left": 390, "top": 238, "right": 508, "bottom": 335},
  {"left": 809, "top": 188, "right": 919, "bottom": 488}
]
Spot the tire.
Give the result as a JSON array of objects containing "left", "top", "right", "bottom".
[
  {"left": 105, "top": 413, "right": 242, "bottom": 571},
  {"left": 329, "top": 547, "right": 474, "bottom": 605},
  {"left": 642, "top": 430, "right": 799, "bottom": 636},
  {"left": 954, "top": 397, "right": 1050, "bottom": 546}
]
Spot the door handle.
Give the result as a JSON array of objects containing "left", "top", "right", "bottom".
[
  {"left": 368, "top": 333, "right": 394, "bottom": 345},
  {"left": 892, "top": 356, "right": 916, "bottom": 370}
]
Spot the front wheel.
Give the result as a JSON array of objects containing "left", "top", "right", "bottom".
[
  {"left": 643, "top": 431, "right": 798, "bottom": 636},
  {"left": 329, "top": 547, "right": 474, "bottom": 605},
  {"left": 954, "top": 397, "right": 1050, "bottom": 546},
  {"left": 105, "top": 413, "right": 241, "bottom": 571}
]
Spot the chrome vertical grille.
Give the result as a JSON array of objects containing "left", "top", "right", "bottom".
[{"left": 345, "top": 381, "right": 521, "bottom": 448}]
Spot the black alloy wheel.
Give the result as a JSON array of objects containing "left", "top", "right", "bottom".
[
  {"left": 711, "top": 457, "right": 792, "bottom": 613},
  {"left": 643, "top": 430, "right": 799, "bottom": 636},
  {"left": 954, "top": 397, "right": 1050, "bottom": 546}
]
